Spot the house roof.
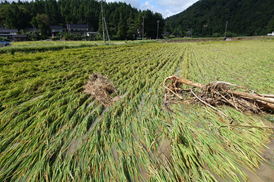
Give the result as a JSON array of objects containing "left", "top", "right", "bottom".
[
  {"left": 0, "top": 29, "right": 18, "bottom": 33},
  {"left": 68, "top": 24, "right": 89, "bottom": 29},
  {"left": 50, "top": 25, "right": 66, "bottom": 29}
]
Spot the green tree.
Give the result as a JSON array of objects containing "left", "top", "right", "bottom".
[
  {"left": 30, "top": 16, "right": 38, "bottom": 29},
  {"left": 267, "top": 17, "right": 274, "bottom": 33},
  {"left": 36, "top": 14, "right": 50, "bottom": 38},
  {"left": 5, "top": 5, "right": 17, "bottom": 29},
  {"left": 0, "top": 4, "right": 10, "bottom": 28},
  {"left": 117, "top": 13, "right": 128, "bottom": 39}
]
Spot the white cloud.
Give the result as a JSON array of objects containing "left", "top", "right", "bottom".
[
  {"left": 140, "top": 1, "right": 171, "bottom": 18},
  {"left": 157, "top": 0, "right": 199, "bottom": 18}
]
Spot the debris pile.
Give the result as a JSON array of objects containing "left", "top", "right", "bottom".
[
  {"left": 163, "top": 76, "right": 274, "bottom": 113},
  {"left": 84, "top": 73, "right": 118, "bottom": 106}
]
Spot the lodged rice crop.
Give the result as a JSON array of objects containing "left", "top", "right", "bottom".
[
  {"left": 0, "top": 41, "right": 273, "bottom": 181},
  {"left": 0, "top": 40, "right": 149, "bottom": 54}
]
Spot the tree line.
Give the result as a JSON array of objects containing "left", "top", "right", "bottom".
[
  {"left": 165, "top": 0, "right": 274, "bottom": 37},
  {"left": 0, "top": 0, "right": 164, "bottom": 40}
]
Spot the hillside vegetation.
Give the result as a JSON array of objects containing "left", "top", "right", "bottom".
[
  {"left": 165, "top": 0, "right": 274, "bottom": 37},
  {"left": 0, "top": 0, "right": 164, "bottom": 40}
]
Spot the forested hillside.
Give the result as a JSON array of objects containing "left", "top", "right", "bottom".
[
  {"left": 165, "top": 0, "right": 274, "bottom": 37},
  {"left": 0, "top": 0, "right": 164, "bottom": 40}
]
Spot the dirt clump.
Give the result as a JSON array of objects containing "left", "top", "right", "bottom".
[{"left": 84, "top": 73, "right": 118, "bottom": 106}]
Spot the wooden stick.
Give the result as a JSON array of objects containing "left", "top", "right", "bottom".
[
  {"left": 227, "top": 90, "right": 274, "bottom": 104},
  {"left": 163, "top": 76, "right": 204, "bottom": 89},
  {"left": 190, "top": 89, "right": 228, "bottom": 118},
  {"left": 260, "top": 94, "right": 274, "bottom": 98},
  {"left": 163, "top": 85, "right": 183, "bottom": 100}
]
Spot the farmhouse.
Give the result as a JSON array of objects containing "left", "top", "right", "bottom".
[
  {"left": 0, "top": 29, "right": 18, "bottom": 39},
  {"left": 67, "top": 24, "right": 89, "bottom": 36},
  {"left": 86, "top": 32, "right": 98, "bottom": 36},
  {"left": 13, "top": 35, "right": 27, "bottom": 41},
  {"left": 162, "top": 32, "right": 170, "bottom": 38},
  {"left": 50, "top": 25, "right": 66, "bottom": 37}
]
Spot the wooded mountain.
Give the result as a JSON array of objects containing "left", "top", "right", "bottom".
[
  {"left": 165, "top": 0, "right": 274, "bottom": 37},
  {"left": 0, "top": 0, "right": 164, "bottom": 40}
]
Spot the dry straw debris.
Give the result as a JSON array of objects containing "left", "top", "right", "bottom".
[{"left": 84, "top": 73, "right": 118, "bottom": 106}]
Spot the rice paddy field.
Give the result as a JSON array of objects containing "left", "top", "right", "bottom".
[
  {"left": 0, "top": 40, "right": 149, "bottom": 54},
  {"left": 0, "top": 40, "right": 274, "bottom": 181},
  {"left": 9, "top": 40, "right": 128, "bottom": 47}
]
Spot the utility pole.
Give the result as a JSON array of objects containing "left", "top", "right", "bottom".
[
  {"left": 177, "top": 27, "right": 179, "bottom": 37},
  {"left": 142, "top": 16, "right": 145, "bottom": 40},
  {"left": 101, "top": 0, "right": 105, "bottom": 44},
  {"left": 157, "top": 20, "right": 159, "bottom": 40},
  {"left": 224, "top": 21, "right": 228, "bottom": 38},
  {"left": 103, "top": 18, "right": 111, "bottom": 46}
]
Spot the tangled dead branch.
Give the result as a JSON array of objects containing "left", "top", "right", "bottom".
[
  {"left": 163, "top": 75, "right": 274, "bottom": 113},
  {"left": 163, "top": 75, "right": 274, "bottom": 131},
  {"left": 84, "top": 73, "right": 118, "bottom": 106}
]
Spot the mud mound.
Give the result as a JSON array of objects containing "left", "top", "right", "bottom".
[{"left": 84, "top": 73, "right": 118, "bottom": 106}]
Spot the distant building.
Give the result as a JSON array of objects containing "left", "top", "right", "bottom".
[
  {"left": 86, "top": 32, "right": 98, "bottom": 36},
  {"left": 50, "top": 25, "right": 66, "bottom": 37},
  {"left": 267, "top": 32, "right": 274, "bottom": 36},
  {"left": 0, "top": 29, "right": 18, "bottom": 39},
  {"left": 162, "top": 32, "right": 170, "bottom": 38},
  {"left": 13, "top": 35, "right": 27, "bottom": 41},
  {"left": 67, "top": 24, "right": 89, "bottom": 36}
]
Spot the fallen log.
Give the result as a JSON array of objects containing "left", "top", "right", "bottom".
[{"left": 163, "top": 75, "right": 274, "bottom": 112}]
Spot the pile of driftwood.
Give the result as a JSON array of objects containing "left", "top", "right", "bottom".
[{"left": 163, "top": 76, "right": 274, "bottom": 115}]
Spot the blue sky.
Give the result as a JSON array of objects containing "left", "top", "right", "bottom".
[{"left": 106, "top": 0, "right": 199, "bottom": 18}]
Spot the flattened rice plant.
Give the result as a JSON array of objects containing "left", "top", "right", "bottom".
[{"left": 0, "top": 41, "right": 273, "bottom": 181}]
